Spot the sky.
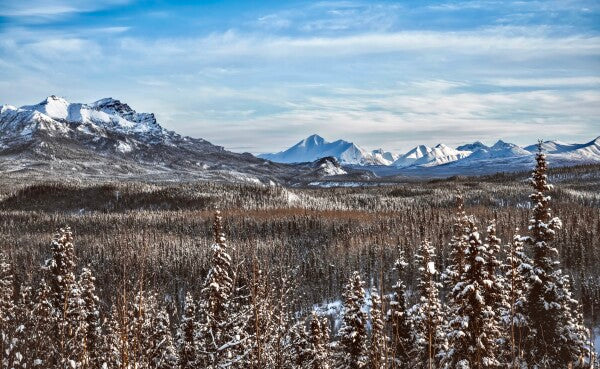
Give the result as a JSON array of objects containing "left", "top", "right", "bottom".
[{"left": 0, "top": 0, "right": 599, "bottom": 154}]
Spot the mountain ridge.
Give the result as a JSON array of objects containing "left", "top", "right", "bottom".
[
  {"left": 262, "top": 134, "right": 600, "bottom": 175},
  {"left": 258, "top": 134, "right": 393, "bottom": 165},
  {"left": 2, "top": 96, "right": 599, "bottom": 182},
  {"left": 0, "top": 96, "right": 320, "bottom": 184}
]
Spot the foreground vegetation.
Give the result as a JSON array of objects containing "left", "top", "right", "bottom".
[{"left": 0, "top": 158, "right": 599, "bottom": 368}]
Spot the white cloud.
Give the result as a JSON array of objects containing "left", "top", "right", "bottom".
[
  {"left": 0, "top": 0, "right": 131, "bottom": 18},
  {"left": 487, "top": 76, "right": 600, "bottom": 87},
  {"left": 0, "top": 1, "right": 598, "bottom": 153}
]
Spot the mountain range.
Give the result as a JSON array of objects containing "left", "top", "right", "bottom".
[
  {"left": 258, "top": 134, "right": 398, "bottom": 166},
  {"left": 2, "top": 96, "right": 598, "bottom": 183},
  {"left": 260, "top": 134, "right": 600, "bottom": 175},
  {"left": 0, "top": 96, "right": 322, "bottom": 184}
]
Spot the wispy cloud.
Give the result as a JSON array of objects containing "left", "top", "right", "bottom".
[
  {"left": 0, "top": 0, "right": 598, "bottom": 153},
  {"left": 0, "top": 0, "right": 130, "bottom": 19}
]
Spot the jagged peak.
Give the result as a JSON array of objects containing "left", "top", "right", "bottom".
[
  {"left": 91, "top": 97, "right": 134, "bottom": 114},
  {"left": 42, "top": 95, "right": 69, "bottom": 104},
  {"left": 300, "top": 134, "right": 326, "bottom": 146},
  {"left": 491, "top": 139, "right": 514, "bottom": 149},
  {"left": 1, "top": 104, "right": 17, "bottom": 114}
]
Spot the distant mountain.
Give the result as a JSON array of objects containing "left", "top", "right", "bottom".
[
  {"left": 393, "top": 144, "right": 470, "bottom": 168},
  {"left": 464, "top": 140, "right": 531, "bottom": 161},
  {"left": 409, "top": 137, "right": 600, "bottom": 177},
  {"left": 2, "top": 98, "right": 598, "bottom": 182},
  {"left": 0, "top": 96, "right": 310, "bottom": 183},
  {"left": 524, "top": 137, "right": 600, "bottom": 157},
  {"left": 258, "top": 134, "right": 392, "bottom": 165},
  {"left": 456, "top": 141, "right": 488, "bottom": 152},
  {"left": 371, "top": 148, "right": 399, "bottom": 165}
]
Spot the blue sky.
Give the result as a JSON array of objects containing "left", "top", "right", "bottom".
[{"left": 1, "top": 0, "right": 599, "bottom": 153}]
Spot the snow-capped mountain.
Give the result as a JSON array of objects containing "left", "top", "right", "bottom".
[
  {"left": 524, "top": 137, "right": 600, "bottom": 159},
  {"left": 371, "top": 148, "right": 399, "bottom": 165},
  {"left": 456, "top": 141, "right": 488, "bottom": 152},
  {"left": 393, "top": 143, "right": 470, "bottom": 168},
  {"left": 463, "top": 140, "right": 531, "bottom": 161},
  {"left": 0, "top": 96, "right": 315, "bottom": 183},
  {"left": 406, "top": 137, "right": 600, "bottom": 177},
  {"left": 1, "top": 95, "right": 181, "bottom": 151},
  {"left": 258, "top": 134, "right": 392, "bottom": 165}
]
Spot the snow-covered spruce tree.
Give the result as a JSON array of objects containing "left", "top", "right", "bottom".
[
  {"left": 0, "top": 252, "right": 15, "bottom": 368},
  {"left": 10, "top": 285, "right": 32, "bottom": 369},
  {"left": 335, "top": 271, "right": 368, "bottom": 369},
  {"left": 501, "top": 230, "right": 529, "bottom": 367},
  {"left": 410, "top": 239, "right": 446, "bottom": 369},
  {"left": 79, "top": 267, "right": 102, "bottom": 369},
  {"left": 443, "top": 219, "right": 500, "bottom": 369},
  {"left": 558, "top": 275, "right": 591, "bottom": 367},
  {"left": 522, "top": 143, "right": 588, "bottom": 367},
  {"left": 149, "top": 305, "right": 179, "bottom": 369},
  {"left": 45, "top": 227, "right": 86, "bottom": 367},
  {"left": 305, "top": 312, "right": 331, "bottom": 369},
  {"left": 198, "top": 211, "right": 249, "bottom": 368},
  {"left": 442, "top": 193, "right": 470, "bottom": 294},
  {"left": 177, "top": 292, "right": 199, "bottom": 369},
  {"left": 128, "top": 290, "right": 153, "bottom": 366},
  {"left": 29, "top": 279, "right": 56, "bottom": 367},
  {"left": 388, "top": 250, "right": 415, "bottom": 369},
  {"left": 248, "top": 260, "right": 276, "bottom": 369},
  {"left": 289, "top": 319, "right": 310, "bottom": 367},
  {"left": 102, "top": 305, "right": 125, "bottom": 369},
  {"left": 483, "top": 220, "right": 505, "bottom": 313},
  {"left": 368, "top": 287, "right": 387, "bottom": 369},
  {"left": 270, "top": 269, "right": 296, "bottom": 369}
]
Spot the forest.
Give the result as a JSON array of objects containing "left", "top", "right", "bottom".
[{"left": 0, "top": 150, "right": 599, "bottom": 368}]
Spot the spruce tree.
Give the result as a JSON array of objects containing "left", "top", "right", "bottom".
[
  {"left": 248, "top": 262, "right": 273, "bottom": 369},
  {"left": 442, "top": 193, "right": 470, "bottom": 293},
  {"left": 388, "top": 250, "right": 414, "bottom": 369},
  {"left": 10, "top": 285, "right": 32, "bottom": 369},
  {"left": 0, "top": 252, "right": 15, "bottom": 368},
  {"left": 30, "top": 279, "right": 56, "bottom": 367},
  {"left": 522, "top": 143, "right": 588, "bottom": 367},
  {"left": 177, "top": 292, "right": 199, "bottom": 369},
  {"left": 102, "top": 305, "right": 124, "bottom": 369},
  {"left": 149, "top": 305, "right": 179, "bottom": 369},
  {"left": 410, "top": 239, "right": 446, "bottom": 369},
  {"left": 444, "top": 219, "right": 500, "bottom": 368},
  {"left": 45, "top": 227, "right": 86, "bottom": 368},
  {"left": 79, "top": 267, "right": 102, "bottom": 369},
  {"left": 336, "top": 271, "right": 368, "bottom": 369},
  {"left": 501, "top": 230, "right": 529, "bottom": 367},
  {"left": 483, "top": 220, "right": 505, "bottom": 315},
  {"left": 305, "top": 312, "right": 331, "bottom": 369},
  {"left": 198, "top": 211, "right": 249, "bottom": 368},
  {"left": 289, "top": 319, "right": 310, "bottom": 368},
  {"left": 368, "top": 288, "right": 387, "bottom": 369}
]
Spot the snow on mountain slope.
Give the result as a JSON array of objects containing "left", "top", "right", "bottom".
[
  {"left": 524, "top": 137, "right": 600, "bottom": 158},
  {"left": 413, "top": 137, "right": 600, "bottom": 176},
  {"left": 465, "top": 140, "right": 530, "bottom": 161},
  {"left": 312, "top": 157, "right": 347, "bottom": 176},
  {"left": 258, "top": 134, "right": 390, "bottom": 165},
  {"left": 0, "top": 95, "right": 171, "bottom": 147},
  {"left": 371, "top": 148, "right": 399, "bottom": 165},
  {"left": 456, "top": 141, "right": 489, "bottom": 152},
  {"left": 393, "top": 143, "right": 470, "bottom": 168},
  {"left": 0, "top": 96, "right": 321, "bottom": 183},
  {"left": 545, "top": 137, "right": 600, "bottom": 162}
]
